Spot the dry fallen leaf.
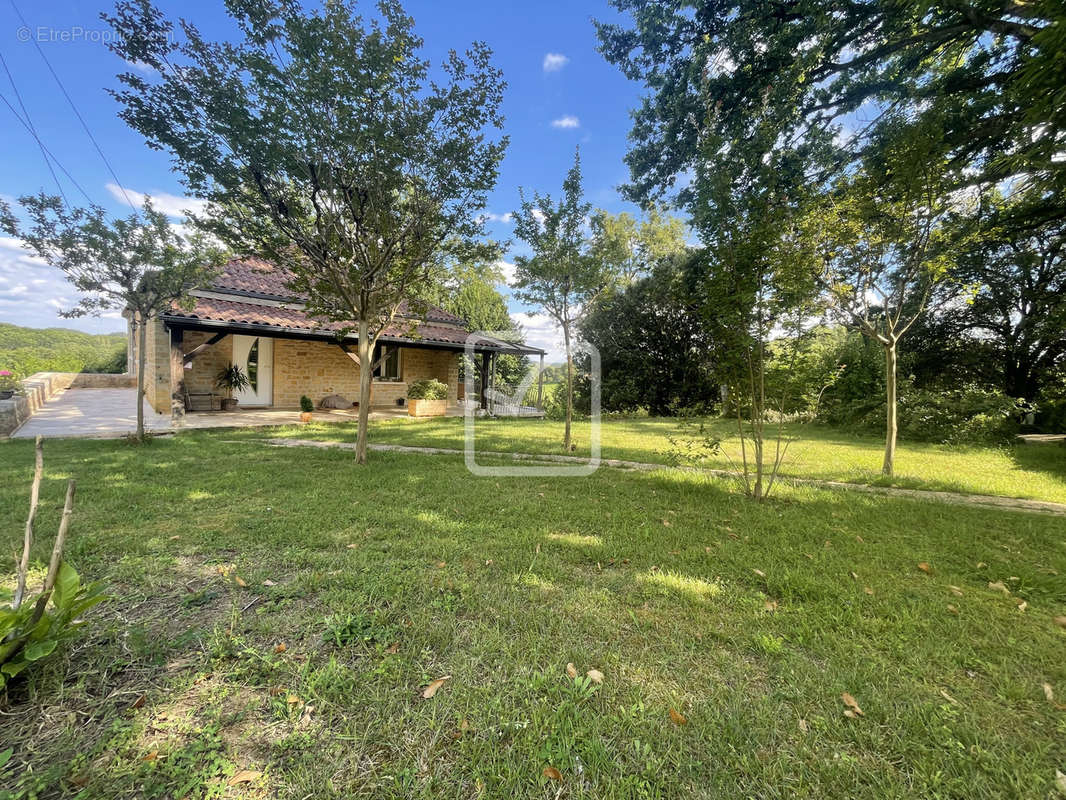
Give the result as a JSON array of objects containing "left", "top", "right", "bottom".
[
  {"left": 287, "top": 695, "right": 303, "bottom": 708},
  {"left": 422, "top": 675, "right": 451, "bottom": 699},
  {"left": 841, "top": 692, "right": 864, "bottom": 717},
  {"left": 1016, "top": 599, "right": 1028, "bottom": 612},
  {"left": 669, "top": 707, "right": 688, "bottom": 725},
  {"left": 435, "top": 561, "right": 447, "bottom": 569},
  {"left": 798, "top": 718, "right": 809, "bottom": 733},
  {"left": 566, "top": 663, "right": 578, "bottom": 679},
  {"left": 949, "top": 585, "right": 963, "bottom": 597},
  {"left": 130, "top": 693, "right": 146, "bottom": 709},
  {"left": 228, "top": 769, "right": 262, "bottom": 785},
  {"left": 917, "top": 562, "right": 932, "bottom": 575},
  {"left": 763, "top": 600, "right": 778, "bottom": 613},
  {"left": 269, "top": 686, "right": 285, "bottom": 696},
  {"left": 274, "top": 643, "right": 287, "bottom": 654},
  {"left": 662, "top": 519, "right": 671, "bottom": 527},
  {"left": 976, "top": 561, "right": 987, "bottom": 568},
  {"left": 849, "top": 571, "right": 858, "bottom": 580},
  {"left": 234, "top": 575, "right": 248, "bottom": 588},
  {"left": 542, "top": 766, "right": 562, "bottom": 781},
  {"left": 947, "top": 604, "right": 959, "bottom": 615},
  {"left": 1043, "top": 683, "right": 1055, "bottom": 703},
  {"left": 1056, "top": 770, "right": 1066, "bottom": 795},
  {"left": 346, "top": 543, "right": 357, "bottom": 549},
  {"left": 864, "top": 587, "right": 874, "bottom": 596},
  {"left": 1055, "top": 616, "right": 1066, "bottom": 630},
  {"left": 586, "top": 669, "right": 604, "bottom": 685},
  {"left": 753, "top": 569, "right": 766, "bottom": 578},
  {"left": 989, "top": 581, "right": 1010, "bottom": 596},
  {"left": 168, "top": 535, "right": 180, "bottom": 541},
  {"left": 262, "top": 579, "right": 277, "bottom": 587},
  {"left": 142, "top": 751, "right": 158, "bottom": 762},
  {"left": 385, "top": 641, "right": 400, "bottom": 654}
]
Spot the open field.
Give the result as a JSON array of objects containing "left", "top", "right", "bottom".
[
  {"left": 231, "top": 415, "right": 1066, "bottom": 504},
  {"left": 2, "top": 431, "right": 1065, "bottom": 798}
]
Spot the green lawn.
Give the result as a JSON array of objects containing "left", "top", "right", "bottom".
[
  {"left": 1, "top": 432, "right": 1065, "bottom": 799},
  {"left": 234, "top": 415, "right": 1066, "bottom": 504}
]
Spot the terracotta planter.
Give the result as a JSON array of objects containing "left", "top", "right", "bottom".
[
  {"left": 221, "top": 397, "right": 239, "bottom": 411},
  {"left": 300, "top": 411, "right": 313, "bottom": 423},
  {"left": 408, "top": 398, "right": 447, "bottom": 417}
]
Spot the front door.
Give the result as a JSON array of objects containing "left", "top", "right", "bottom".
[{"left": 232, "top": 335, "right": 273, "bottom": 407}]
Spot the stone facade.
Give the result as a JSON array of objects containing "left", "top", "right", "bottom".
[{"left": 142, "top": 318, "right": 460, "bottom": 413}]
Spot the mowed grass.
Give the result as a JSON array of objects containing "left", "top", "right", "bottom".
[
  {"left": 1, "top": 432, "right": 1065, "bottom": 799},
  {"left": 234, "top": 415, "right": 1066, "bottom": 504}
]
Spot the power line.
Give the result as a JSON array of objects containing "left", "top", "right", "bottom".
[
  {"left": 0, "top": 49, "right": 69, "bottom": 206},
  {"left": 9, "top": 0, "right": 138, "bottom": 210},
  {"left": 0, "top": 89, "right": 97, "bottom": 206}
]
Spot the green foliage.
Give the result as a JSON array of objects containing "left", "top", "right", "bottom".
[
  {"left": 406, "top": 378, "right": 447, "bottom": 401},
  {"left": 0, "top": 562, "right": 106, "bottom": 690},
  {"left": 579, "top": 255, "right": 718, "bottom": 416},
  {"left": 299, "top": 395, "right": 314, "bottom": 414},
  {"left": 0, "top": 324, "right": 126, "bottom": 377},
  {"left": 892, "top": 385, "right": 1033, "bottom": 445},
  {"left": 596, "top": 0, "right": 1065, "bottom": 227},
  {"left": 214, "top": 365, "right": 250, "bottom": 394}
]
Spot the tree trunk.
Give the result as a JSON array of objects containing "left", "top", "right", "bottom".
[
  {"left": 355, "top": 319, "right": 372, "bottom": 465},
  {"left": 883, "top": 341, "right": 898, "bottom": 476},
  {"left": 563, "top": 322, "right": 573, "bottom": 451},
  {"left": 136, "top": 313, "right": 147, "bottom": 442}
]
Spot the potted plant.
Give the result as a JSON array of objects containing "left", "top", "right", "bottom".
[
  {"left": 215, "top": 364, "right": 250, "bottom": 411},
  {"left": 0, "top": 370, "right": 19, "bottom": 401},
  {"left": 407, "top": 378, "right": 448, "bottom": 417},
  {"left": 300, "top": 394, "right": 314, "bottom": 422}
]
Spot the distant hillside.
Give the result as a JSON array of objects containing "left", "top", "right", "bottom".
[{"left": 0, "top": 323, "right": 127, "bottom": 376}]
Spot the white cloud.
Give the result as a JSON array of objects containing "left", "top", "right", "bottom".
[
  {"left": 480, "top": 212, "right": 513, "bottom": 224},
  {"left": 542, "top": 53, "right": 569, "bottom": 72},
  {"left": 513, "top": 310, "right": 565, "bottom": 361},
  {"left": 495, "top": 259, "right": 516, "bottom": 287},
  {"left": 0, "top": 237, "right": 121, "bottom": 333},
  {"left": 551, "top": 115, "right": 580, "bottom": 130},
  {"left": 105, "top": 183, "right": 209, "bottom": 219}
]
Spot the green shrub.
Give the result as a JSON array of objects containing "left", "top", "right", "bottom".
[
  {"left": 300, "top": 395, "right": 314, "bottom": 413},
  {"left": 1, "top": 562, "right": 106, "bottom": 688},
  {"left": 407, "top": 378, "right": 447, "bottom": 400}
]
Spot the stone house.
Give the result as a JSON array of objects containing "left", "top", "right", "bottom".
[{"left": 137, "top": 257, "right": 542, "bottom": 417}]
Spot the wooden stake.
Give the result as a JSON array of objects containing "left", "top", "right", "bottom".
[{"left": 13, "top": 436, "right": 43, "bottom": 610}]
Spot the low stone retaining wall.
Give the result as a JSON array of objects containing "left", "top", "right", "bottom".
[{"left": 0, "top": 372, "right": 136, "bottom": 436}]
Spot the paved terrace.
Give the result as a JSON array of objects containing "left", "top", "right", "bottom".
[{"left": 8, "top": 387, "right": 458, "bottom": 439}]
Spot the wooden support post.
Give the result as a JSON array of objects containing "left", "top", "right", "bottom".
[
  {"left": 536, "top": 353, "right": 545, "bottom": 410},
  {"left": 489, "top": 352, "right": 498, "bottom": 415},
  {"left": 182, "top": 331, "right": 227, "bottom": 364},
  {"left": 169, "top": 327, "right": 186, "bottom": 426},
  {"left": 479, "top": 351, "right": 490, "bottom": 411}
]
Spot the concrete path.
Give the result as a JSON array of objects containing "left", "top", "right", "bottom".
[
  {"left": 8, "top": 387, "right": 453, "bottom": 439},
  {"left": 254, "top": 437, "right": 1066, "bottom": 517}
]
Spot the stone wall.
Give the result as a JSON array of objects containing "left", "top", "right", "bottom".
[{"left": 168, "top": 323, "right": 461, "bottom": 410}]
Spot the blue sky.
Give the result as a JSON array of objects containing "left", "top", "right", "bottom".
[{"left": 0, "top": 0, "right": 647, "bottom": 359}]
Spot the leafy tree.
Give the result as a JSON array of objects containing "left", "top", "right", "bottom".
[
  {"left": 421, "top": 258, "right": 529, "bottom": 390},
  {"left": 950, "top": 193, "right": 1066, "bottom": 400},
  {"left": 589, "top": 207, "right": 689, "bottom": 284},
  {"left": 580, "top": 254, "right": 716, "bottom": 415},
  {"left": 0, "top": 323, "right": 127, "bottom": 376},
  {"left": 3, "top": 196, "right": 222, "bottom": 440},
  {"left": 511, "top": 150, "right": 615, "bottom": 449},
  {"left": 596, "top": 0, "right": 1065, "bottom": 225},
  {"left": 802, "top": 120, "right": 963, "bottom": 475},
  {"left": 105, "top": 0, "right": 506, "bottom": 464}
]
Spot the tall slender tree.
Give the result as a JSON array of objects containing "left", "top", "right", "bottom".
[
  {"left": 511, "top": 150, "right": 614, "bottom": 450},
  {"left": 3, "top": 196, "right": 223, "bottom": 441},
  {"left": 105, "top": 0, "right": 507, "bottom": 463}
]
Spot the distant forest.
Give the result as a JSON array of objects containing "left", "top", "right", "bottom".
[{"left": 0, "top": 323, "right": 127, "bottom": 376}]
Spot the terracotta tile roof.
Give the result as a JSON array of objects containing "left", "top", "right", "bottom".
[
  {"left": 164, "top": 295, "right": 541, "bottom": 353},
  {"left": 207, "top": 257, "right": 466, "bottom": 325}
]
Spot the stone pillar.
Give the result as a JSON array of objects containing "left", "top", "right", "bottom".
[{"left": 169, "top": 327, "right": 186, "bottom": 426}]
